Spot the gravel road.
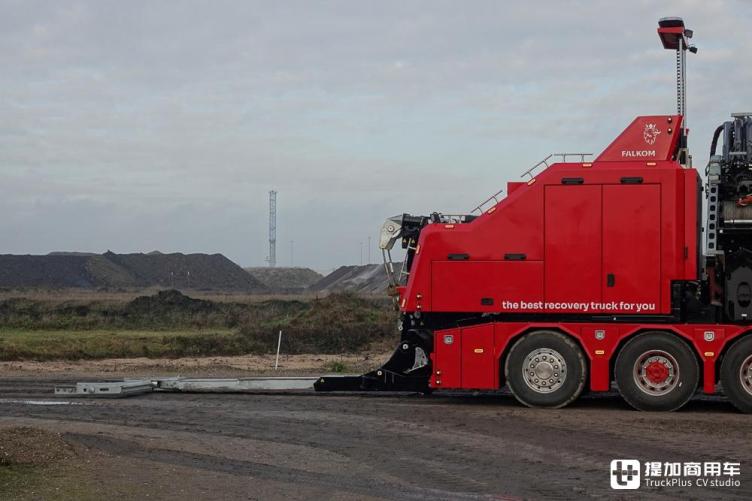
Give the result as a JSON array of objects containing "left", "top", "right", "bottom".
[{"left": 0, "top": 378, "right": 750, "bottom": 500}]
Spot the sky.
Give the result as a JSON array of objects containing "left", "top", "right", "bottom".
[{"left": 1, "top": 1, "right": 751, "bottom": 272}]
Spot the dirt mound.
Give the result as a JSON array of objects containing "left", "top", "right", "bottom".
[
  {"left": 0, "top": 252, "right": 268, "bottom": 292},
  {"left": 0, "top": 427, "right": 75, "bottom": 465},
  {"left": 84, "top": 255, "right": 142, "bottom": 288},
  {"left": 103, "top": 252, "right": 266, "bottom": 291},
  {"left": 124, "top": 289, "right": 219, "bottom": 315},
  {"left": 0, "top": 255, "right": 96, "bottom": 288},
  {"left": 245, "top": 267, "right": 322, "bottom": 293},
  {"left": 308, "top": 264, "right": 399, "bottom": 294}
]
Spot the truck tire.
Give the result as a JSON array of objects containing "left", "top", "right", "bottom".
[
  {"left": 505, "top": 330, "right": 587, "bottom": 408},
  {"left": 615, "top": 332, "right": 699, "bottom": 412},
  {"left": 720, "top": 335, "right": 752, "bottom": 413}
]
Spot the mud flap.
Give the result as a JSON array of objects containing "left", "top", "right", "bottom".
[{"left": 314, "top": 336, "right": 432, "bottom": 393}]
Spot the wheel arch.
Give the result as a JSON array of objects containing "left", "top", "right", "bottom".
[
  {"left": 497, "top": 326, "right": 591, "bottom": 389},
  {"left": 717, "top": 330, "right": 752, "bottom": 378},
  {"left": 609, "top": 327, "right": 704, "bottom": 389}
]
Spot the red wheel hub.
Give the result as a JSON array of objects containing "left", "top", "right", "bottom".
[{"left": 645, "top": 360, "right": 670, "bottom": 384}]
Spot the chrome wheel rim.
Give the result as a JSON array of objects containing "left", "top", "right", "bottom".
[
  {"left": 633, "top": 350, "right": 679, "bottom": 396},
  {"left": 522, "top": 348, "right": 567, "bottom": 394},
  {"left": 740, "top": 354, "right": 752, "bottom": 397}
]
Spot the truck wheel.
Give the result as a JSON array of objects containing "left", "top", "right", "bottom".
[
  {"left": 720, "top": 336, "right": 752, "bottom": 413},
  {"left": 615, "top": 332, "right": 698, "bottom": 412},
  {"left": 505, "top": 331, "right": 587, "bottom": 408}
]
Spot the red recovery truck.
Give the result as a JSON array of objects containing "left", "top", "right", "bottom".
[{"left": 315, "top": 18, "right": 752, "bottom": 413}]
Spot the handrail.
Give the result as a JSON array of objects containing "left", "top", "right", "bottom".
[
  {"left": 552, "top": 152, "right": 593, "bottom": 162},
  {"left": 521, "top": 154, "right": 553, "bottom": 180},
  {"left": 471, "top": 188, "right": 504, "bottom": 214},
  {"left": 520, "top": 152, "right": 593, "bottom": 180}
]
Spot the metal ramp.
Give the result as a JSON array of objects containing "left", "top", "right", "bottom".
[
  {"left": 54, "top": 380, "right": 154, "bottom": 398},
  {"left": 54, "top": 376, "right": 319, "bottom": 398},
  {"left": 156, "top": 376, "right": 317, "bottom": 392}
]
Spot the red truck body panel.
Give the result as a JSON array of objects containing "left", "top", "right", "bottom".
[{"left": 431, "top": 321, "right": 743, "bottom": 395}]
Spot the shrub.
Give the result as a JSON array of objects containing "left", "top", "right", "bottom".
[{"left": 237, "top": 293, "right": 398, "bottom": 354}]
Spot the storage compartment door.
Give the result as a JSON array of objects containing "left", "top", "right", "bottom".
[
  {"left": 544, "top": 185, "right": 603, "bottom": 310},
  {"left": 432, "top": 328, "right": 461, "bottom": 389},
  {"left": 602, "top": 184, "right": 661, "bottom": 311},
  {"left": 460, "top": 324, "right": 496, "bottom": 389}
]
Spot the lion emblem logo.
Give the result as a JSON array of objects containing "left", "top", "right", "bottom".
[{"left": 643, "top": 123, "right": 661, "bottom": 145}]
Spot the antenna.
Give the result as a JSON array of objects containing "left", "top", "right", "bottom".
[
  {"left": 267, "top": 190, "right": 277, "bottom": 267},
  {"left": 657, "top": 17, "right": 697, "bottom": 166}
]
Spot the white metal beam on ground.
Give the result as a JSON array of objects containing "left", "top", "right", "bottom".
[
  {"left": 155, "top": 377, "right": 317, "bottom": 392},
  {"left": 54, "top": 380, "right": 154, "bottom": 397},
  {"left": 53, "top": 377, "right": 318, "bottom": 397}
]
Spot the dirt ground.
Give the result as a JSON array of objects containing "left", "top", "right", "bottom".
[{"left": 0, "top": 369, "right": 751, "bottom": 500}]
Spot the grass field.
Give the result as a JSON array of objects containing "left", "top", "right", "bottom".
[
  {"left": 0, "top": 328, "right": 236, "bottom": 360},
  {"left": 0, "top": 290, "right": 398, "bottom": 361}
]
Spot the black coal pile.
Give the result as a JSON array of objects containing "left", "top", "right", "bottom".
[{"left": 0, "top": 252, "right": 268, "bottom": 292}]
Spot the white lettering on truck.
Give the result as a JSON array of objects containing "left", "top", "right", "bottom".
[{"left": 621, "top": 150, "right": 656, "bottom": 158}]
